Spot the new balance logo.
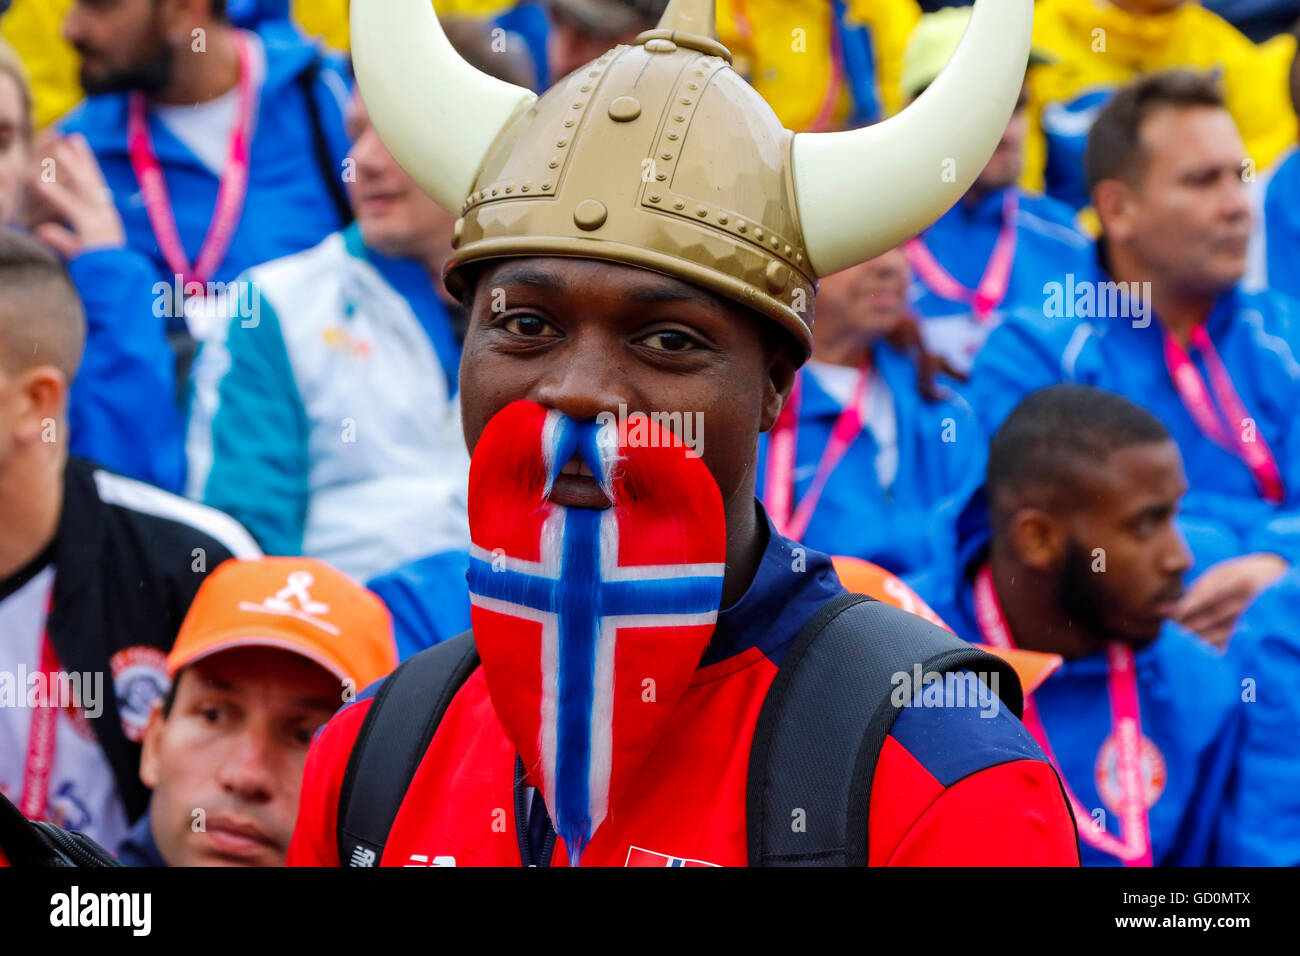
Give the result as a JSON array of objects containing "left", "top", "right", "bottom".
[
  {"left": 405, "top": 854, "right": 457, "bottom": 867},
  {"left": 348, "top": 846, "right": 377, "bottom": 867},
  {"left": 238, "top": 570, "right": 339, "bottom": 635}
]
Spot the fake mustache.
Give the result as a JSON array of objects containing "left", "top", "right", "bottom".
[{"left": 467, "top": 402, "right": 726, "bottom": 865}]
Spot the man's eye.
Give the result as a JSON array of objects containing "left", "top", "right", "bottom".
[
  {"left": 201, "top": 707, "right": 224, "bottom": 724},
  {"left": 503, "top": 315, "right": 561, "bottom": 337},
  {"left": 639, "top": 330, "right": 698, "bottom": 353}
]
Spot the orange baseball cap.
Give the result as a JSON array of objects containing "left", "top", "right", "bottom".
[{"left": 168, "top": 557, "right": 398, "bottom": 691}]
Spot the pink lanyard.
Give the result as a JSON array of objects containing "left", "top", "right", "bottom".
[
  {"left": 974, "top": 567, "right": 1154, "bottom": 866},
  {"left": 764, "top": 363, "right": 871, "bottom": 542},
  {"left": 1163, "top": 325, "right": 1284, "bottom": 504},
  {"left": 128, "top": 31, "right": 256, "bottom": 291},
  {"left": 904, "top": 191, "right": 1019, "bottom": 322},
  {"left": 20, "top": 609, "right": 60, "bottom": 822}
]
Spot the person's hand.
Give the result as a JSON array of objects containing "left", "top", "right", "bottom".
[
  {"left": 885, "top": 312, "right": 967, "bottom": 399},
  {"left": 1172, "top": 553, "right": 1289, "bottom": 648},
  {"left": 27, "top": 133, "right": 126, "bottom": 258}
]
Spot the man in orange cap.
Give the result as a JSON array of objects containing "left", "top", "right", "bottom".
[{"left": 117, "top": 557, "right": 397, "bottom": 867}]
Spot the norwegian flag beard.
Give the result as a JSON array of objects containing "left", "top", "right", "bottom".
[{"left": 467, "top": 401, "right": 726, "bottom": 866}]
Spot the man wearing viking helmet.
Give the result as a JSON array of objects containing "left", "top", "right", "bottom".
[{"left": 288, "top": 0, "right": 1081, "bottom": 867}]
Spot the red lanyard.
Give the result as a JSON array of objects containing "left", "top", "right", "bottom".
[
  {"left": 973, "top": 566, "right": 1154, "bottom": 866},
  {"left": 20, "top": 611, "right": 61, "bottom": 823},
  {"left": 904, "top": 191, "right": 1019, "bottom": 322},
  {"left": 128, "top": 31, "right": 257, "bottom": 291},
  {"left": 1163, "top": 325, "right": 1284, "bottom": 504},
  {"left": 765, "top": 362, "right": 871, "bottom": 542}
]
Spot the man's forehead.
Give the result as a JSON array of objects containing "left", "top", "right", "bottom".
[
  {"left": 481, "top": 257, "right": 733, "bottom": 309},
  {"left": 1087, "top": 441, "right": 1186, "bottom": 505},
  {"left": 1139, "top": 106, "right": 1244, "bottom": 170},
  {"left": 185, "top": 647, "right": 340, "bottom": 702}
]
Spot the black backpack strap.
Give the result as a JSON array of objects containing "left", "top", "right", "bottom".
[
  {"left": 0, "top": 791, "right": 120, "bottom": 867},
  {"left": 296, "top": 56, "right": 354, "bottom": 228},
  {"left": 747, "top": 593, "right": 1023, "bottom": 867},
  {"left": 336, "top": 630, "right": 479, "bottom": 867}
]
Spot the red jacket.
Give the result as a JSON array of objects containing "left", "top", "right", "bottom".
[{"left": 289, "top": 519, "right": 1079, "bottom": 867}]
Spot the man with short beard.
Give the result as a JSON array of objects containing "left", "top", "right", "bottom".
[
  {"left": 50, "top": 0, "right": 351, "bottom": 338},
  {"left": 913, "top": 385, "right": 1243, "bottom": 866},
  {"left": 289, "top": 0, "right": 1078, "bottom": 868},
  {"left": 970, "top": 71, "right": 1300, "bottom": 647}
]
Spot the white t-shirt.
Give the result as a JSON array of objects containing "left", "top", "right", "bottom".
[
  {"left": 805, "top": 359, "right": 899, "bottom": 490},
  {"left": 0, "top": 564, "right": 129, "bottom": 853},
  {"left": 153, "top": 32, "right": 267, "bottom": 176}
]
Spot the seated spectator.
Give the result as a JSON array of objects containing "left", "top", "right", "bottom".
[
  {"left": 1248, "top": 23, "right": 1300, "bottom": 300},
  {"left": 969, "top": 72, "right": 1300, "bottom": 644},
  {"left": 1, "top": 47, "right": 183, "bottom": 489},
  {"left": 898, "top": 7, "right": 1091, "bottom": 378},
  {"left": 1, "top": 0, "right": 330, "bottom": 130},
  {"left": 0, "top": 230, "right": 259, "bottom": 854},
  {"left": 913, "top": 385, "right": 1241, "bottom": 866},
  {"left": 1025, "top": 0, "right": 1295, "bottom": 212},
  {"left": 49, "top": 0, "right": 352, "bottom": 340},
  {"left": 1217, "top": 567, "right": 1300, "bottom": 865},
  {"left": 119, "top": 556, "right": 397, "bottom": 866},
  {"left": 185, "top": 71, "right": 505, "bottom": 580},
  {"left": 754, "top": 248, "right": 984, "bottom": 577}
]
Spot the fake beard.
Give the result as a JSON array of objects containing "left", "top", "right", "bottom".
[{"left": 467, "top": 401, "right": 726, "bottom": 866}]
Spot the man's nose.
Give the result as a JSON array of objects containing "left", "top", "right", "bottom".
[
  {"left": 62, "top": 6, "right": 87, "bottom": 45},
  {"left": 1222, "top": 173, "right": 1252, "bottom": 223},
  {"left": 348, "top": 130, "right": 387, "bottom": 176},
  {"left": 214, "top": 730, "right": 278, "bottom": 803},
  {"left": 531, "top": 340, "right": 631, "bottom": 424},
  {"left": 1162, "top": 525, "right": 1195, "bottom": 578}
]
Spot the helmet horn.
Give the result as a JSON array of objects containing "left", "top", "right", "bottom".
[
  {"left": 350, "top": 0, "right": 538, "bottom": 213},
  {"left": 790, "top": 0, "right": 1033, "bottom": 277}
]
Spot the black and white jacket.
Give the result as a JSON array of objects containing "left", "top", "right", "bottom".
[{"left": 46, "top": 458, "right": 261, "bottom": 823}]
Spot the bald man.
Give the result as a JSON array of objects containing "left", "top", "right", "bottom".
[{"left": 0, "top": 229, "right": 260, "bottom": 854}]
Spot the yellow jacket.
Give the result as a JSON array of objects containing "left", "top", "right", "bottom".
[
  {"left": 717, "top": 0, "right": 920, "bottom": 131},
  {"left": 1025, "top": 0, "right": 1297, "bottom": 205}
]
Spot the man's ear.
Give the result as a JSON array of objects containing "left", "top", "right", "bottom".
[
  {"left": 1007, "top": 507, "right": 1068, "bottom": 573},
  {"left": 11, "top": 366, "right": 67, "bottom": 447},
  {"left": 760, "top": 341, "right": 799, "bottom": 434},
  {"left": 1093, "top": 178, "right": 1138, "bottom": 245},
  {"left": 138, "top": 698, "right": 168, "bottom": 791}
]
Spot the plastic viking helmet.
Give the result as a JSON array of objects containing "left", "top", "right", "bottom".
[{"left": 351, "top": 0, "right": 1032, "bottom": 355}]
